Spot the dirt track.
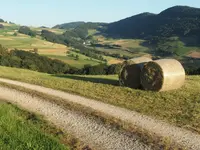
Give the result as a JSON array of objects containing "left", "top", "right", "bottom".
[
  {"left": 0, "top": 78, "right": 200, "bottom": 150},
  {"left": 0, "top": 86, "right": 151, "bottom": 150}
]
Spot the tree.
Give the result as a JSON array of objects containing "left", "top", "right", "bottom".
[
  {"left": 0, "top": 19, "right": 4, "bottom": 22},
  {"left": 13, "top": 32, "right": 18, "bottom": 36},
  {"left": 75, "top": 55, "right": 79, "bottom": 60}
]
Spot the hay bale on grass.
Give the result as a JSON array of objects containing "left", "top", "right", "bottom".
[
  {"left": 119, "top": 57, "right": 152, "bottom": 89},
  {"left": 141, "top": 59, "right": 185, "bottom": 92}
]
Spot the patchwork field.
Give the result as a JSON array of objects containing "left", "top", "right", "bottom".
[
  {"left": 0, "top": 66, "right": 199, "bottom": 134},
  {"left": 0, "top": 23, "right": 122, "bottom": 68},
  {"left": 88, "top": 33, "right": 150, "bottom": 58}
]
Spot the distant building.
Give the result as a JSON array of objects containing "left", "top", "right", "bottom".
[{"left": 83, "top": 41, "right": 91, "bottom": 46}]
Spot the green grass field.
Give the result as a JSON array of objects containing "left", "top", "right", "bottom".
[
  {"left": 0, "top": 101, "right": 68, "bottom": 150},
  {"left": 0, "top": 66, "right": 199, "bottom": 133}
]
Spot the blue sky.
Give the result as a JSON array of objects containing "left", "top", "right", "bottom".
[{"left": 0, "top": 0, "right": 200, "bottom": 27}]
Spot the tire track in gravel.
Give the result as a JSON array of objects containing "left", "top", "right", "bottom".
[
  {"left": 0, "top": 78, "right": 200, "bottom": 150},
  {"left": 0, "top": 86, "right": 151, "bottom": 150}
]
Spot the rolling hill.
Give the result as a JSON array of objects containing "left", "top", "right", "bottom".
[
  {"left": 0, "top": 5, "right": 200, "bottom": 71},
  {"left": 105, "top": 6, "right": 200, "bottom": 40}
]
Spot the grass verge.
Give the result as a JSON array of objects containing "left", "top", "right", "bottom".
[
  {"left": 0, "top": 101, "right": 68, "bottom": 149},
  {"left": 0, "top": 99, "right": 91, "bottom": 150}
]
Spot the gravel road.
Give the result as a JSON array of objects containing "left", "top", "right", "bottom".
[
  {"left": 0, "top": 86, "right": 151, "bottom": 150},
  {"left": 0, "top": 78, "right": 200, "bottom": 150}
]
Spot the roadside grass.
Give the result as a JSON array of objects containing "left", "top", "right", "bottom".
[
  {"left": 0, "top": 101, "right": 68, "bottom": 150},
  {"left": 0, "top": 66, "right": 199, "bottom": 133}
]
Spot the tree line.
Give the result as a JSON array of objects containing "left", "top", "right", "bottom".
[
  {"left": 0, "top": 45, "right": 123, "bottom": 75},
  {"left": 18, "top": 26, "right": 36, "bottom": 37},
  {"left": 0, "top": 45, "right": 70, "bottom": 74}
]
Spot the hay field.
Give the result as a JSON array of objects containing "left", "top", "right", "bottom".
[
  {"left": 0, "top": 101, "right": 68, "bottom": 149},
  {"left": 188, "top": 51, "right": 200, "bottom": 58},
  {"left": 0, "top": 66, "right": 199, "bottom": 133}
]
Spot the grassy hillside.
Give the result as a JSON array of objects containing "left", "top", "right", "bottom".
[
  {"left": 0, "top": 101, "right": 68, "bottom": 150},
  {"left": 0, "top": 23, "right": 67, "bottom": 50},
  {"left": 102, "top": 6, "right": 200, "bottom": 58},
  {"left": 0, "top": 66, "right": 199, "bottom": 133},
  {"left": 0, "top": 23, "right": 110, "bottom": 68}
]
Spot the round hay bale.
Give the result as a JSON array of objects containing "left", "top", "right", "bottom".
[
  {"left": 141, "top": 59, "right": 185, "bottom": 92},
  {"left": 119, "top": 57, "right": 152, "bottom": 89}
]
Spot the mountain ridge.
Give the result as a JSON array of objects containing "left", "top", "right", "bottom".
[{"left": 104, "top": 5, "right": 200, "bottom": 39}]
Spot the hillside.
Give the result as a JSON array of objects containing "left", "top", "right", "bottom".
[
  {"left": 105, "top": 6, "right": 200, "bottom": 39},
  {"left": 52, "top": 21, "right": 85, "bottom": 29},
  {"left": 53, "top": 21, "right": 107, "bottom": 30},
  {"left": 0, "top": 22, "right": 120, "bottom": 69}
]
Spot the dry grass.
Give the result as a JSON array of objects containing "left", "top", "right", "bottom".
[
  {"left": 188, "top": 51, "right": 200, "bottom": 58},
  {"left": 107, "top": 59, "right": 123, "bottom": 64}
]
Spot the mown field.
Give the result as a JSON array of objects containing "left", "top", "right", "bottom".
[
  {"left": 0, "top": 66, "right": 199, "bottom": 133},
  {"left": 0, "top": 101, "right": 68, "bottom": 150}
]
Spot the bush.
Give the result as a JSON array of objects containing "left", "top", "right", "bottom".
[{"left": 185, "top": 67, "right": 200, "bottom": 75}]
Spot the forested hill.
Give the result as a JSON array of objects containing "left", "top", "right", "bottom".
[
  {"left": 53, "top": 22, "right": 107, "bottom": 30},
  {"left": 52, "top": 22, "right": 85, "bottom": 29},
  {"left": 104, "top": 6, "right": 200, "bottom": 39}
]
